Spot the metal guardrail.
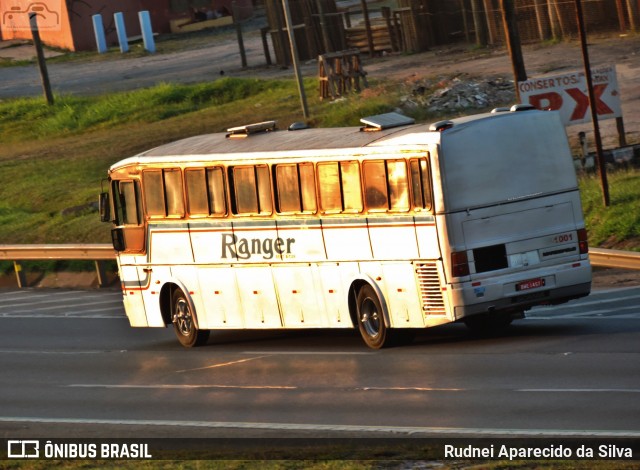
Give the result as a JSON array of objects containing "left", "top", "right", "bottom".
[
  {"left": 589, "top": 247, "right": 640, "bottom": 271},
  {"left": 0, "top": 244, "right": 116, "bottom": 288},
  {"left": 0, "top": 245, "right": 638, "bottom": 288}
]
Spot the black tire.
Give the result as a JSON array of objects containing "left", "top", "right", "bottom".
[
  {"left": 356, "top": 285, "right": 392, "bottom": 349},
  {"left": 172, "top": 288, "right": 210, "bottom": 347},
  {"left": 463, "top": 312, "right": 513, "bottom": 335}
]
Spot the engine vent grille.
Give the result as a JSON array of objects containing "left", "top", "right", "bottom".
[{"left": 415, "top": 262, "right": 447, "bottom": 315}]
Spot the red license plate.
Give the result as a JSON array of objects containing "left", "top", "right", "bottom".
[{"left": 516, "top": 277, "right": 545, "bottom": 291}]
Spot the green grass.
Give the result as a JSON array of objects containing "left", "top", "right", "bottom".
[
  {"left": 579, "top": 168, "right": 640, "bottom": 250},
  {"left": 0, "top": 77, "right": 638, "bottom": 251},
  {"left": 0, "top": 78, "right": 399, "bottom": 245}
]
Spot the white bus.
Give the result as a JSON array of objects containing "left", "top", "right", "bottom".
[{"left": 100, "top": 107, "right": 591, "bottom": 349}]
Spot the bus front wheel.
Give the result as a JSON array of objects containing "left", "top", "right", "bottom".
[
  {"left": 172, "top": 288, "right": 210, "bottom": 347},
  {"left": 356, "top": 285, "right": 391, "bottom": 349}
]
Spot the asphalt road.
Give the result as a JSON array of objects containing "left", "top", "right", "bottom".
[{"left": 0, "top": 286, "right": 639, "bottom": 443}]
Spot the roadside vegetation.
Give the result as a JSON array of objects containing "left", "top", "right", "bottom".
[{"left": 0, "top": 77, "right": 638, "bottom": 254}]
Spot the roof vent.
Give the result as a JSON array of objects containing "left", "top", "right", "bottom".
[
  {"left": 491, "top": 107, "right": 510, "bottom": 113},
  {"left": 360, "top": 112, "right": 415, "bottom": 132},
  {"left": 510, "top": 104, "right": 536, "bottom": 112},
  {"left": 288, "top": 121, "right": 309, "bottom": 131},
  {"left": 226, "top": 120, "right": 277, "bottom": 139},
  {"left": 429, "top": 120, "right": 454, "bottom": 132}
]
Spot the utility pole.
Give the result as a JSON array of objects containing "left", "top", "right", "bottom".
[
  {"left": 500, "top": 0, "right": 526, "bottom": 100},
  {"left": 282, "top": 0, "right": 309, "bottom": 119},
  {"left": 29, "top": 12, "right": 54, "bottom": 105},
  {"left": 574, "top": 0, "right": 610, "bottom": 206}
]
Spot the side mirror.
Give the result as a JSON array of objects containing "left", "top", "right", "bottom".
[{"left": 99, "top": 192, "right": 111, "bottom": 222}]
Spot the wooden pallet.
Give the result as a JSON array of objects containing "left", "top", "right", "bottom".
[{"left": 318, "top": 49, "right": 368, "bottom": 100}]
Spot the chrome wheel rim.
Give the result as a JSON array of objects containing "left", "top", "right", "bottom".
[
  {"left": 360, "top": 297, "right": 380, "bottom": 339},
  {"left": 174, "top": 298, "right": 192, "bottom": 336}
]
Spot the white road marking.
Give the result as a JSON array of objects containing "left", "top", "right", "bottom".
[
  {"left": 241, "top": 351, "right": 374, "bottom": 355},
  {"left": 518, "top": 388, "right": 640, "bottom": 393},
  {"left": 175, "top": 355, "right": 270, "bottom": 373},
  {"left": 0, "top": 416, "right": 638, "bottom": 437},
  {"left": 67, "top": 384, "right": 296, "bottom": 390}
]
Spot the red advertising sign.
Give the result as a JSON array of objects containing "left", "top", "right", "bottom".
[{"left": 518, "top": 65, "right": 622, "bottom": 126}]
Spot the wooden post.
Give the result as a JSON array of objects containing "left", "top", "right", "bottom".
[
  {"left": 616, "top": 0, "right": 627, "bottom": 31},
  {"left": 575, "top": 0, "right": 609, "bottom": 206},
  {"left": 232, "top": 1, "right": 247, "bottom": 68},
  {"left": 547, "top": 0, "right": 561, "bottom": 39},
  {"left": 533, "top": 0, "right": 550, "bottom": 40},
  {"left": 483, "top": 0, "right": 499, "bottom": 45},
  {"left": 316, "top": 0, "right": 332, "bottom": 54},
  {"left": 29, "top": 13, "right": 54, "bottom": 105},
  {"left": 471, "top": 0, "right": 487, "bottom": 45},
  {"left": 616, "top": 117, "right": 627, "bottom": 147},
  {"left": 360, "top": 0, "right": 375, "bottom": 57},
  {"left": 13, "top": 261, "right": 27, "bottom": 288},
  {"left": 261, "top": 27, "right": 273, "bottom": 65},
  {"left": 95, "top": 260, "right": 108, "bottom": 288},
  {"left": 500, "top": 0, "right": 527, "bottom": 100},
  {"left": 626, "top": 0, "right": 638, "bottom": 30}
]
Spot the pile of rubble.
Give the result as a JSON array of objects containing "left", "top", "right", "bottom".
[{"left": 399, "top": 74, "right": 516, "bottom": 114}]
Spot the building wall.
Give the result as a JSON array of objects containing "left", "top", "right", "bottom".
[
  {"left": 1, "top": 0, "right": 252, "bottom": 51},
  {"left": 0, "top": 0, "right": 75, "bottom": 50}
]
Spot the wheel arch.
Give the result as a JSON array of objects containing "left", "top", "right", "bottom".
[
  {"left": 159, "top": 281, "right": 201, "bottom": 329},
  {"left": 347, "top": 275, "right": 391, "bottom": 329}
]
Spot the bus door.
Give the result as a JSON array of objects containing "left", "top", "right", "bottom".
[{"left": 111, "top": 179, "right": 149, "bottom": 327}]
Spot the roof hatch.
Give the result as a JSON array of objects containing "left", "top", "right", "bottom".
[{"left": 360, "top": 112, "right": 415, "bottom": 132}]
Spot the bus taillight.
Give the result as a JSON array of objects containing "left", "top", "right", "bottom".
[
  {"left": 451, "top": 251, "right": 470, "bottom": 277},
  {"left": 578, "top": 228, "right": 589, "bottom": 254}
]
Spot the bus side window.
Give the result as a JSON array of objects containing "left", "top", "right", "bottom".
[
  {"left": 363, "top": 160, "right": 409, "bottom": 212},
  {"left": 143, "top": 168, "right": 185, "bottom": 218},
  {"left": 409, "top": 156, "right": 433, "bottom": 211},
  {"left": 185, "top": 169, "right": 209, "bottom": 215},
  {"left": 231, "top": 165, "right": 272, "bottom": 215},
  {"left": 340, "top": 161, "right": 362, "bottom": 212},
  {"left": 164, "top": 169, "right": 185, "bottom": 217},
  {"left": 207, "top": 167, "right": 227, "bottom": 216},
  {"left": 185, "top": 167, "right": 227, "bottom": 216},
  {"left": 143, "top": 170, "right": 165, "bottom": 217},
  {"left": 363, "top": 161, "right": 388, "bottom": 211},
  {"left": 387, "top": 160, "right": 409, "bottom": 211},
  {"left": 317, "top": 162, "right": 341, "bottom": 213},
  {"left": 275, "top": 163, "right": 317, "bottom": 214},
  {"left": 318, "top": 161, "right": 362, "bottom": 214},
  {"left": 113, "top": 180, "right": 141, "bottom": 226}
]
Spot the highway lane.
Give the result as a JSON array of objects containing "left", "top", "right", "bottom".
[{"left": 0, "top": 286, "right": 639, "bottom": 439}]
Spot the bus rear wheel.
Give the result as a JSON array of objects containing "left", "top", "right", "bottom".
[
  {"left": 172, "top": 288, "right": 210, "bottom": 347},
  {"left": 356, "top": 285, "right": 392, "bottom": 349}
]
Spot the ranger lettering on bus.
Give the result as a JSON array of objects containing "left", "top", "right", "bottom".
[{"left": 221, "top": 233, "right": 295, "bottom": 260}]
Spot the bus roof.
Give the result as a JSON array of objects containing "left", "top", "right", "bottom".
[{"left": 110, "top": 108, "right": 552, "bottom": 169}]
